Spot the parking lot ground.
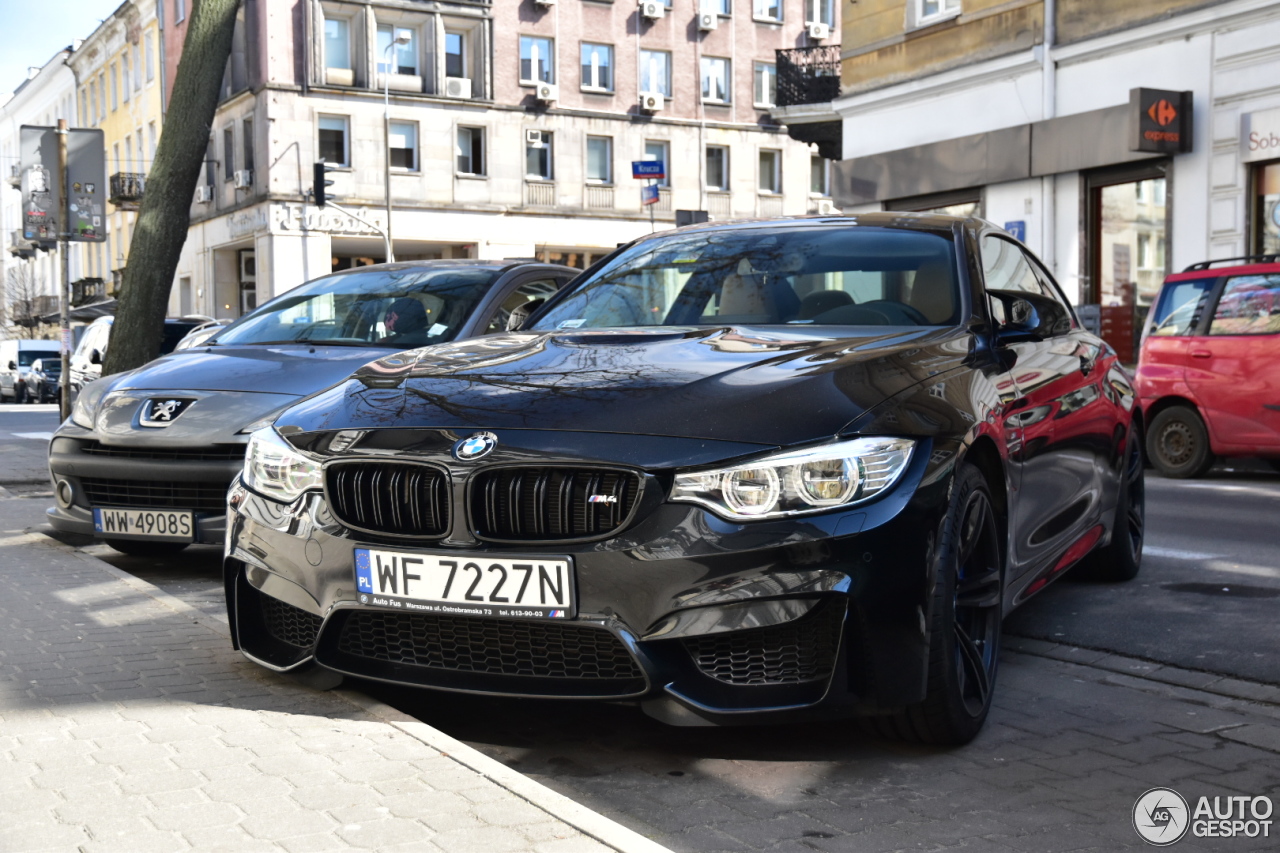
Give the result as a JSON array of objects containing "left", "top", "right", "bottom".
[
  {"left": 0, "top": 495, "right": 671, "bottom": 853},
  {"left": 20, "top": 464, "right": 1280, "bottom": 852}
]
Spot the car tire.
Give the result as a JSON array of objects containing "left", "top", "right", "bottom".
[
  {"left": 860, "top": 464, "right": 1003, "bottom": 746},
  {"left": 1076, "top": 426, "right": 1144, "bottom": 582},
  {"left": 14, "top": 384, "right": 27, "bottom": 404},
  {"left": 1146, "top": 405, "right": 1214, "bottom": 479},
  {"left": 104, "top": 539, "right": 190, "bottom": 558}
]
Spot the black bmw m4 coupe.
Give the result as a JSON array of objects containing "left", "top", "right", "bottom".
[{"left": 226, "top": 214, "right": 1144, "bottom": 744}]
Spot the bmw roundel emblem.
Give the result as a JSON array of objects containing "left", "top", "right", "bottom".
[{"left": 453, "top": 431, "right": 498, "bottom": 461}]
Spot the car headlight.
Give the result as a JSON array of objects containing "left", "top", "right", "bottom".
[
  {"left": 69, "top": 390, "right": 97, "bottom": 429},
  {"left": 242, "top": 427, "right": 323, "bottom": 503},
  {"left": 671, "top": 437, "right": 915, "bottom": 521}
]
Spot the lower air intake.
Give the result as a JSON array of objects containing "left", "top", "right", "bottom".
[
  {"left": 683, "top": 598, "right": 845, "bottom": 685},
  {"left": 261, "top": 594, "right": 323, "bottom": 649}
]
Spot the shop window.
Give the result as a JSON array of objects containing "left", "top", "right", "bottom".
[
  {"left": 640, "top": 50, "right": 671, "bottom": 98},
  {"left": 1253, "top": 161, "right": 1280, "bottom": 255}
]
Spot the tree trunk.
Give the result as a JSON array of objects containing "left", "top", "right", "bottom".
[{"left": 102, "top": 0, "right": 241, "bottom": 376}]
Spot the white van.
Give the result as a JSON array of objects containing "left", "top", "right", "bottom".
[{"left": 0, "top": 339, "right": 60, "bottom": 403}]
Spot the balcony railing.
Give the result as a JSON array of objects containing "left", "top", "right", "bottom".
[
  {"left": 775, "top": 45, "right": 841, "bottom": 108},
  {"left": 525, "top": 181, "right": 555, "bottom": 207},
  {"left": 707, "top": 192, "right": 732, "bottom": 220},
  {"left": 71, "top": 277, "right": 106, "bottom": 306},
  {"left": 585, "top": 185, "right": 614, "bottom": 210},
  {"left": 109, "top": 172, "right": 146, "bottom": 209}
]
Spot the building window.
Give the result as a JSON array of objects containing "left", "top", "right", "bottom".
[
  {"left": 805, "top": 0, "right": 834, "bottom": 25},
  {"left": 325, "top": 18, "right": 351, "bottom": 70},
  {"left": 223, "top": 126, "right": 235, "bottom": 180},
  {"left": 457, "top": 126, "right": 485, "bottom": 175},
  {"left": 753, "top": 62, "right": 776, "bottom": 108},
  {"left": 526, "top": 130, "right": 553, "bottom": 180},
  {"left": 445, "top": 31, "right": 467, "bottom": 78},
  {"left": 175, "top": 0, "right": 185, "bottom": 23},
  {"left": 640, "top": 50, "right": 671, "bottom": 97},
  {"left": 520, "top": 36, "right": 554, "bottom": 85},
  {"left": 389, "top": 121, "right": 417, "bottom": 170},
  {"left": 810, "top": 155, "right": 829, "bottom": 195},
  {"left": 586, "top": 136, "right": 612, "bottom": 184},
  {"left": 121, "top": 54, "right": 131, "bottom": 102},
  {"left": 318, "top": 115, "right": 349, "bottom": 166},
  {"left": 148, "top": 122, "right": 157, "bottom": 161},
  {"left": 644, "top": 140, "right": 669, "bottom": 187},
  {"left": 86, "top": 84, "right": 95, "bottom": 125},
  {"left": 914, "top": 0, "right": 960, "bottom": 26},
  {"left": 753, "top": 0, "right": 783, "bottom": 21},
  {"left": 110, "top": 64, "right": 119, "bottom": 111},
  {"left": 125, "top": 136, "right": 134, "bottom": 172},
  {"left": 377, "top": 25, "right": 418, "bottom": 76},
  {"left": 136, "top": 129, "right": 144, "bottom": 170},
  {"left": 79, "top": 91, "right": 88, "bottom": 126},
  {"left": 701, "top": 0, "right": 731, "bottom": 15},
  {"left": 758, "top": 149, "right": 781, "bottom": 193},
  {"left": 140, "top": 41, "right": 149, "bottom": 86},
  {"left": 580, "top": 43, "right": 613, "bottom": 92},
  {"left": 242, "top": 118, "right": 255, "bottom": 173},
  {"left": 98, "top": 72, "right": 106, "bottom": 118},
  {"left": 701, "top": 57, "right": 730, "bottom": 104},
  {"left": 706, "top": 145, "right": 729, "bottom": 191}
]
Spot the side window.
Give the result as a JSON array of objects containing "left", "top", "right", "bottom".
[
  {"left": 1208, "top": 274, "right": 1280, "bottom": 336},
  {"left": 487, "top": 278, "right": 564, "bottom": 333},
  {"left": 981, "top": 235, "right": 1069, "bottom": 334}
]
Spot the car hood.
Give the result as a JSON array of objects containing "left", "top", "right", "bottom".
[
  {"left": 278, "top": 326, "right": 973, "bottom": 446},
  {"left": 110, "top": 344, "right": 396, "bottom": 394}
]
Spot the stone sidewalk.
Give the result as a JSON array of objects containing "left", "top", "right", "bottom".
[{"left": 0, "top": 497, "right": 672, "bottom": 853}]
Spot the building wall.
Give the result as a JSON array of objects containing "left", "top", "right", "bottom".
[{"left": 160, "top": 0, "right": 189, "bottom": 108}]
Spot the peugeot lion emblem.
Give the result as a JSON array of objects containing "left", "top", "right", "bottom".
[
  {"left": 452, "top": 431, "right": 498, "bottom": 461},
  {"left": 139, "top": 398, "right": 195, "bottom": 428}
]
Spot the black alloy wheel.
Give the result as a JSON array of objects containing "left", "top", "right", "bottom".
[
  {"left": 1147, "top": 405, "right": 1214, "bottom": 478},
  {"left": 1078, "top": 426, "right": 1145, "bottom": 582},
  {"left": 862, "top": 464, "right": 1003, "bottom": 745}
]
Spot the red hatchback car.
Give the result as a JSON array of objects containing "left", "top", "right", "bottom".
[{"left": 1136, "top": 255, "right": 1280, "bottom": 478}]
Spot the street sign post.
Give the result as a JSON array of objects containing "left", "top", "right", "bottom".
[{"left": 632, "top": 160, "right": 665, "bottom": 231}]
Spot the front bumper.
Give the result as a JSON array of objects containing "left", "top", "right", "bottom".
[{"left": 225, "top": 439, "right": 953, "bottom": 724}]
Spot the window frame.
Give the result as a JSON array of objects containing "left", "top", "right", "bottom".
[
  {"left": 388, "top": 120, "right": 419, "bottom": 172},
  {"left": 376, "top": 23, "right": 420, "bottom": 77},
  {"left": 758, "top": 148, "right": 781, "bottom": 194},
  {"left": 706, "top": 145, "right": 730, "bottom": 192},
  {"left": 700, "top": 0, "right": 732, "bottom": 16},
  {"left": 318, "top": 114, "right": 351, "bottom": 168},
  {"left": 1206, "top": 274, "right": 1280, "bottom": 337},
  {"left": 912, "top": 0, "right": 961, "bottom": 28},
  {"left": 525, "top": 130, "right": 554, "bottom": 181},
  {"left": 700, "top": 56, "right": 731, "bottom": 105},
  {"left": 805, "top": 0, "right": 834, "bottom": 26},
  {"left": 810, "top": 155, "right": 830, "bottom": 196},
  {"left": 444, "top": 29, "right": 469, "bottom": 80},
  {"left": 580, "top": 42, "right": 614, "bottom": 93},
  {"left": 223, "top": 126, "right": 235, "bottom": 181},
  {"left": 456, "top": 125, "right": 486, "bottom": 177},
  {"left": 644, "top": 140, "right": 670, "bottom": 188},
  {"left": 753, "top": 62, "right": 777, "bottom": 109},
  {"left": 640, "top": 49, "right": 672, "bottom": 98},
  {"left": 520, "top": 36, "right": 555, "bottom": 86},
  {"left": 175, "top": 0, "right": 185, "bottom": 24},
  {"left": 585, "top": 135, "right": 613, "bottom": 185},
  {"left": 323, "top": 15, "right": 353, "bottom": 72},
  {"left": 753, "top": 0, "right": 784, "bottom": 23}
]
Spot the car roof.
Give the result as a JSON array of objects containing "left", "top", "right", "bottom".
[
  {"left": 319, "top": 259, "right": 577, "bottom": 279},
  {"left": 636, "top": 212, "right": 977, "bottom": 243},
  {"left": 1166, "top": 260, "right": 1280, "bottom": 283}
]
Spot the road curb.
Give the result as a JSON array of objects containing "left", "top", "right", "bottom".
[
  {"left": 24, "top": 525, "right": 673, "bottom": 853},
  {"left": 1004, "top": 635, "right": 1280, "bottom": 707}
]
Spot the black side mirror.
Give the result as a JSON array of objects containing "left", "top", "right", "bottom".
[
  {"left": 89, "top": 349, "right": 102, "bottom": 365},
  {"left": 506, "top": 298, "right": 545, "bottom": 332},
  {"left": 991, "top": 291, "right": 1071, "bottom": 345}
]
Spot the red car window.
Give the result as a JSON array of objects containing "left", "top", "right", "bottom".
[
  {"left": 1147, "top": 277, "right": 1214, "bottom": 338},
  {"left": 1207, "top": 274, "right": 1280, "bottom": 336}
]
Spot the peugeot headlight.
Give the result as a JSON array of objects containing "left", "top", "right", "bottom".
[
  {"left": 671, "top": 437, "right": 915, "bottom": 521},
  {"left": 242, "top": 427, "right": 322, "bottom": 503},
  {"left": 69, "top": 391, "right": 96, "bottom": 429}
]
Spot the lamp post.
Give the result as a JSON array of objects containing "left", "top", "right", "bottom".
[{"left": 382, "top": 30, "right": 411, "bottom": 264}]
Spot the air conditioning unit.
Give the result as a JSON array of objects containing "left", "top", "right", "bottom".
[
  {"left": 639, "top": 0, "right": 664, "bottom": 21},
  {"left": 697, "top": 12, "right": 718, "bottom": 31},
  {"left": 814, "top": 198, "right": 838, "bottom": 215},
  {"left": 233, "top": 169, "right": 253, "bottom": 189},
  {"left": 807, "top": 21, "right": 831, "bottom": 40},
  {"left": 525, "top": 128, "right": 545, "bottom": 147},
  {"left": 535, "top": 82, "right": 558, "bottom": 103},
  {"left": 194, "top": 185, "right": 213, "bottom": 203},
  {"left": 640, "top": 92, "right": 664, "bottom": 112},
  {"left": 445, "top": 76, "right": 472, "bottom": 98}
]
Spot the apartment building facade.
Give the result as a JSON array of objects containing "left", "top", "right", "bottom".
[
  {"left": 0, "top": 50, "right": 81, "bottom": 337},
  {"left": 827, "top": 0, "right": 1280, "bottom": 361},
  {"left": 67, "top": 0, "right": 165, "bottom": 299},
  {"left": 174, "top": 0, "right": 838, "bottom": 319}
]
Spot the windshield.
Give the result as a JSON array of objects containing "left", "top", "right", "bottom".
[
  {"left": 18, "top": 350, "right": 58, "bottom": 367},
  {"left": 212, "top": 266, "right": 503, "bottom": 348},
  {"left": 1146, "top": 278, "right": 1214, "bottom": 338},
  {"left": 531, "top": 226, "right": 960, "bottom": 331},
  {"left": 161, "top": 323, "right": 201, "bottom": 354}
]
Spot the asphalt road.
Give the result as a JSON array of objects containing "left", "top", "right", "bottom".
[{"left": 0, "top": 403, "right": 60, "bottom": 485}]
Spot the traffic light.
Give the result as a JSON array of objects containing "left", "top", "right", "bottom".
[{"left": 313, "top": 160, "right": 337, "bottom": 208}]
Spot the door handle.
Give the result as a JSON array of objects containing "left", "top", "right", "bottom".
[{"left": 1191, "top": 350, "right": 1212, "bottom": 359}]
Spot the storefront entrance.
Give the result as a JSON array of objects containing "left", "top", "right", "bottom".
[
  {"left": 1252, "top": 160, "right": 1280, "bottom": 255},
  {"left": 1086, "top": 161, "right": 1170, "bottom": 363}
]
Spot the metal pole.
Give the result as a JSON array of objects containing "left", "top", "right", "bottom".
[
  {"left": 382, "top": 46, "right": 395, "bottom": 264},
  {"left": 649, "top": 179, "right": 656, "bottom": 233},
  {"left": 56, "top": 120, "right": 71, "bottom": 421}
]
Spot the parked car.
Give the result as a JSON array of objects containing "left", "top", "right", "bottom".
[
  {"left": 48, "top": 260, "right": 576, "bottom": 557},
  {"left": 23, "top": 357, "right": 62, "bottom": 403},
  {"left": 173, "top": 318, "right": 233, "bottom": 351},
  {"left": 0, "top": 339, "right": 60, "bottom": 404},
  {"left": 1136, "top": 254, "right": 1280, "bottom": 478},
  {"left": 67, "top": 316, "right": 208, "bottom": 397},
  {"left": 224, "top": 215, "right": 1143, "bottom": 744}
]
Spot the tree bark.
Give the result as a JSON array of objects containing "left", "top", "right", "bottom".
[{"left": 102, "top": 0, "right": 241, "bottom": 376}]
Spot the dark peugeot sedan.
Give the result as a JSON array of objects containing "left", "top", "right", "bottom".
[{"left": 226, "top": 215, "right": 1144, "bottom": 744}]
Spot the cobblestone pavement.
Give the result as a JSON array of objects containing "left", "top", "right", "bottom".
[{"left": 0, "top": 500, "right": 670, "bottom": 853}]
